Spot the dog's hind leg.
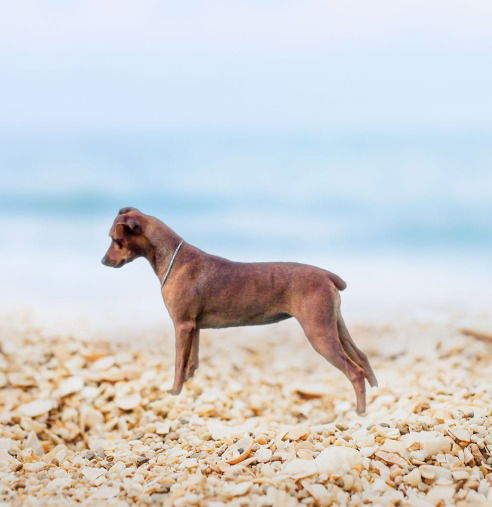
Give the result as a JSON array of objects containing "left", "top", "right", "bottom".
[
  {"left": 337, "top": 315, "right": 378, "bottom": 387},
  {"left": 296, "top": 292, "right": 367, "bottom": 414}
]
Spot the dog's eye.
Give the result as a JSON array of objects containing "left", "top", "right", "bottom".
[{"left": 114, "top": 239, "right": 123, "bottom": 248}]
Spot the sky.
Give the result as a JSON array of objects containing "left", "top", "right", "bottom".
[{"left": 1, "top": 0, "right": 492, "bottom": 131}]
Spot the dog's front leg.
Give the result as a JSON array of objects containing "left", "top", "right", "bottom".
[
  {"left": 168, "top": 322, "right": 195, "bottom": 395},
  {"left": 185, "top": 330, "right": 200, "bottom": 380}
]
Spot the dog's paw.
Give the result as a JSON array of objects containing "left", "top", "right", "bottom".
[{"left": 185, "top": 365, "right": 198, "bottom": 380}]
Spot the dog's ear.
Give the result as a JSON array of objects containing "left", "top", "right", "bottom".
[
  {"left": 119, "top": 206, "right": 137, "bottom": 215},
  {"left": 117, "top": 215, "right": 142, "bottom": 235}
]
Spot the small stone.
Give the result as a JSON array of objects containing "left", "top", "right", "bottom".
[
  {"left": 420, "top": 465, "right": 452, "bottom": 482},
  {"left": 81, "top": 467, "right": 106, "bottom": 483},
  {"left": 136, "top": 456, "right": 150, "bottom": 466},
  {"left": 403, "top": 468, "right": 421, "bottom": 487},
  {"left": 315, "top": 446, "right": 362, "bottom": 474},
  {"left": 92, "top": 356, "right": 115, "bottom": 370},
  {"left": 224, "top": 481, "right": 252, "bottom": 496},
  {"left": 19, "top": 399, "right": 56, "bottom": 418},
  {"left": 115, "top": 394, "right": 141, "bottom": 411},
  {"left": 47, "top": 477, "right": 72, "bottom": 490},
  {"left": 375, "top": 450, "right": 408, "bottom": 468},
  {"left": 92, "top": 486, "right": 119, "bottom": 499},
  {"left": 304, "top": 483, "right": 333, "bottom": 506},
  {"left": 282, "top": 459, "right": 317, "bottom": 479},
  {"left": 469, "top": 443, "right": 484, "bottom": 464},
  {"left": 297, "top": 448, "right": 315, "bottom": 460},
  {"left": 294, "top": 383, "right": 330, "bottom": 398},
  {"left": 0, "top": 438, "right": 16, "bottom": 451},
  {"left": 255, "top": 447, "right": 273, "bottom": 463},
  {"left": 420, "top": 465, "right": 436, "bottom": 480},
  {"left": 44, "top": 444, "right": 69, "bottom": 464},
  {"left": 448, "top": 427, "right": 471, "bottom": 443},
  {"left": 402, "top": 431, "right": 452, "bottom": 458},
  {"left": 24, "top": 431, "right": 44, "bottom": 456},
  {"left": 58, "top": 376, "right": 84, "bottom": 397},
  {"left": 426, "top": 485, "right": 455, "bottom": 503},
  {"left": 23, "top": 461, "right": 46, "bottom": 472},
  {"left": 81, "top": 407, "right": 104, "bottom": 429},
  {"left": 282, "top": 427, "right": 310, "bottom": 441},
  {"left": 0, "top": 449, "right": 21, "bottom": 468},
  {"left": 452, "top": 469, "right": 469, "bottom": 481},
  {"left": 155, "top": 421, "right": 171, "bottom": 435},
  {"left": 8, "top": 373, "right": 36, "bottom": 387},
  {"left": 463, "top": 446, "right": 474, "bottom": 464},
  {"left": 223, "top": 436, "right": 254, "bottom": 465}
]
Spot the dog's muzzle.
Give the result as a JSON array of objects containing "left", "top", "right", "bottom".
[{"left": 101, "top": 256, "right": 127, "bottom": 268}]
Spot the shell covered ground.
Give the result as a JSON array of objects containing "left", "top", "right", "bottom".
[{"left": 1, "top": 316, "right": 492, "bottom": 506}]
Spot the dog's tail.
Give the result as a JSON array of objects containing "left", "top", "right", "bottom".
[{"left": 326, "top": 271, "right": 347, "bottom": 291}]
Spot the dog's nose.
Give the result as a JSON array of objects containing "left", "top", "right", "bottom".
[{"left": 101, "top": 256, "right": 109, "bottom": 266}]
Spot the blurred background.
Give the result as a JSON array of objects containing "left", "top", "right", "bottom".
[{"left": 1, "top": 1, "right": 491, "bottom": 333}]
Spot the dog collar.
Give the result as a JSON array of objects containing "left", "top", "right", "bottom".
[{"left": 161, "top": 239, "right": 184, "bottom": 288}]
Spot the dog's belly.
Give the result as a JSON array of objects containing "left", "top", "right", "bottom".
[
  {"left": 198, "top": 311, "right": 292, "bottom": 329},
  {"left": 178, "top": 259, "right": 339, "bottom": 330}
]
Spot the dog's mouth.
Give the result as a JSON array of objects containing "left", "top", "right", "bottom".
[{"left": 101, "top": 256, "right": 127, "bottom": 268}]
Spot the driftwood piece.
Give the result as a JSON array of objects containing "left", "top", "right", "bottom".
[{"left": 460, "top": 328, "right": 492, "bottom": 343}]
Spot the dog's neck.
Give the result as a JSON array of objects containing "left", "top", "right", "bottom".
[{"left": 145, "top": 221, "right": 183, "bottom": 283}]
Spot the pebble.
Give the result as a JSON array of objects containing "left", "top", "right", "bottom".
[
  {"left": 315, "top": 446, "right": 362, "bottom": 474},
  {"left": 255, "top": 447, "right": 273, "bottom": 463},
  {"left": 224, "top": 481, "right": 251, "bottom": 496},
  {"left": 19, "top": 399, "right": 56, "bottom": 417},
  {"left": 304, "top": 483, "right": 333, "bottom": 506},
  {"left": 375, "top": 450, "right": 408, "bottom": 468},
  {"left": 58, "top": 376, "right": 84, "bottom": 397},
  {"left": 404, "top": 468, "right": 421, "bottom": 487},
  {"left": 154, "top": 421, "right": 171, "bottom": 435},
  {"left": 282, "top": 427, "right": 309, "bottom": 441},
  {"left": 23, "top": 462, "right": 47, "bottom": 472},
  {"left": 223, "top": 436, "right": 254, "bottom": 464},
  {"left": 115, "top": 394, "right": 141, "bottom": 410},
  {"left": 282, "top": 458, "right": 317, "bottom": 479},
  {"left": 448, "top": 427, "right": 471, "bottom": 443}
]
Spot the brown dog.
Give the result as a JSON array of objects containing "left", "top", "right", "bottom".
[{"left": 102, "top": 207, "right": 377, "bottom": 413}]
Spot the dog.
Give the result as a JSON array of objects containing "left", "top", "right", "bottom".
[{"left": 102, "top": 207, "right": 377, "bottom": 413}]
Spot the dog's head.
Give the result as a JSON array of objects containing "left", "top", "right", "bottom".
[{"left": 101, "top": 207, "right": 149, "bottom": 268}]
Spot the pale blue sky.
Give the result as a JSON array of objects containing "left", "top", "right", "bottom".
[{"left": 1, "top": 0, "right": 492, "bottom": 131}]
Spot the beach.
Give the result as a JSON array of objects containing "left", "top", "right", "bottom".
[
  {"left": 1, "top": 129, "right": 491, "bottom": 505},
  {"left": 2, "top": 307, "right": 492, "bottom": 505}
]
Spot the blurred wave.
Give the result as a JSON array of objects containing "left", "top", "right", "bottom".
[{"left": 1, "top": 129, "right": 491, "bottom": 256}]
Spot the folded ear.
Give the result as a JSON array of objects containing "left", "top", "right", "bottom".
[
  {"left": 119, "top": 206, "right": 137, "bottom": 215},
  {"left": 118, "top": 215, "right": 142, "bottom": 235}
]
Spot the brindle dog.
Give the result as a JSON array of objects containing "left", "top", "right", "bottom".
[{"left": 102, "top": 207, "right": 377, "bottom": 413}]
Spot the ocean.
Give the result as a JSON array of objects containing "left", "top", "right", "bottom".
[{"left": 1, "top": 128, "right": 490, "bottom": 332}]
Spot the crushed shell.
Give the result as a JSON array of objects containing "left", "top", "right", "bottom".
[
  {"left": 1, "top": 318, "right": 492, "bottom": 506},
  {"left": 223, "top": 436, "right": 254, "bottom": 464}
]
